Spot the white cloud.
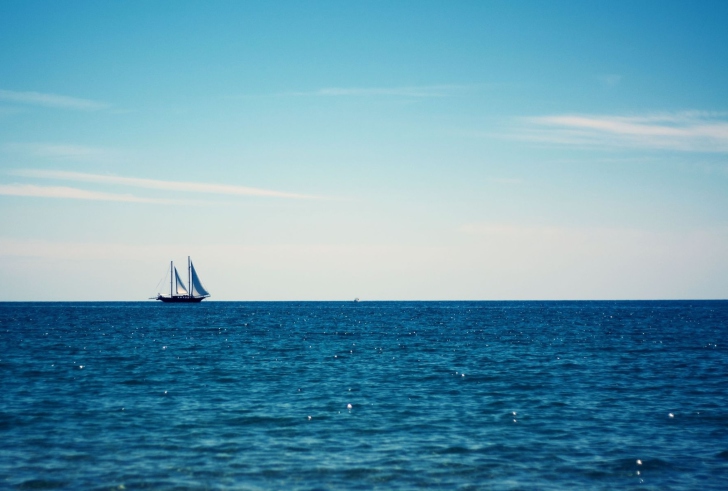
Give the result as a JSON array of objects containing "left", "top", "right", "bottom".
[
  {"left": 512, "top": 111, "right": 728, "bottom": 153},
  {"left": 0, "top": 184, "right": 175, "bottom": 204},
  {"left": 11, "top": 169, "right": 322, "bottom": 200},
  {"left": 0, "top": 89, "right": 109, "bottom": 110}
]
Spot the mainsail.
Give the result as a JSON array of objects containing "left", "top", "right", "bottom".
[
  {"left": 190, "top": 262, "right": 209, "bottom": 297},
  {"left": 174, "top": 267, "right": 189, "bottom": 295}
]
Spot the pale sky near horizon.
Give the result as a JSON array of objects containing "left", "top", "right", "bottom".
[{"left": 1, "top": 0, "right": 727, "bottom": 300}]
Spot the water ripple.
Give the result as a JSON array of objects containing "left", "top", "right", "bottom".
[{"left": 1, "top": 300, "right": 727, "bottom": 489}]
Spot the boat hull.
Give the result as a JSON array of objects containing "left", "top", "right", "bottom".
[{"left": 157, "top": 295, "right": 206, "bottom": 303}]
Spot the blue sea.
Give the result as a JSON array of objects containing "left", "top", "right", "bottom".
[{"left": 1, "top": 301, "right": 727, "bottom": 490}]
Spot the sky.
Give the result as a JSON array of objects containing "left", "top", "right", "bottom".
[{"left": 0, "top": 0, "right": 727, "bottom": 300}]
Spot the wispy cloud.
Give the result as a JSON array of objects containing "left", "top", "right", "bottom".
[
  {"left": 11, "top": 169, "right": 322, "bottom": 200},
  {"left": 0, "top": 89, "right": 109, "bottom": 111},
  {"left": 511, "top": 111, "right": 728, "bottom": 153},
  {"left": 282, "top": 84, "right": 475, "bottom": 98},
  {"left": 4, "top": 142, "right": 112, "bottom": 162},
  {"left": 0, "top": 184, "right": 175, "bottom": 203}
]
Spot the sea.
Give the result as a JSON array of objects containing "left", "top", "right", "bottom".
[{"left": 1, "top": 301, "right": 727, "bottom": 490}]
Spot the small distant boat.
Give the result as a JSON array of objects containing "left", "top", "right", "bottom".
[
  {"left": 154, "top": 256, "right": 210, "bottom": 303},
  {"left": 354, "top": 297, "right": 360, "bottom": 303}
]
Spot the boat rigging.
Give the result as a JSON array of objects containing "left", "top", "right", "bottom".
[{"left": 153, "top": 256, "right": 210, "bottom": 303}]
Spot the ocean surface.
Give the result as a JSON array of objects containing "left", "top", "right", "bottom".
[{"left": 1, "top": 301, "right": 727, "bottom": 490}]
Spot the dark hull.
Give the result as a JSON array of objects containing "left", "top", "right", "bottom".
[{"left": 157, "top": 295, "right": 206, "bottom": 303}]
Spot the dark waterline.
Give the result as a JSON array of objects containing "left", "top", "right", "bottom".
[{"left": 2, "top": 301, "right": 727, "bottom": 490}]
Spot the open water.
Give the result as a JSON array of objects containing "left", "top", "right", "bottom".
[{"left": 1, "top": 301, "right": 727, "bottom": 490}]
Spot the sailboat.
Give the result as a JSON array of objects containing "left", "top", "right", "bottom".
[{"left": 154, "top": 256, "right": 210, "bottom": 303}]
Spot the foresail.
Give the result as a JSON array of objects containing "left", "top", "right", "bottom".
[
  {"left": 190, "top": 263, "right": 210, "bottom": 296},
  {"left": 174, "top": 267, "right": 189, "bottom": 295}
]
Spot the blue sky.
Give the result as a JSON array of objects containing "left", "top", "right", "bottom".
[{"left": 1, "top": 1, "right": 727, "bottom": 300}]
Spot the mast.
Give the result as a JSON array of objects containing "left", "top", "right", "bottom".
[
  {"left": 170, "top": 261, "right": 173, "bottom": 297},
  {"left": 188, "top": 256, "right": 191, "bottom": 298}
]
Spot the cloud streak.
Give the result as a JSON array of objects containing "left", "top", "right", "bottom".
[
  {"left": 512, "top": 111, "right": 728, "bottom": 153},
  {"left": 0, "top": 184, "right": 175, "bottom": 204},
  {"left": 12, "top": 169, "right": 322, "bottom": 200},
  {"left": 0, "top": 89, "right": 109, "bottom": 111},
  {"left": 4, "top": 142, "right": 112, "bottom": 162}
]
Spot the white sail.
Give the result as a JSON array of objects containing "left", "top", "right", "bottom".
[
  {"left": 174, "top": 267, "right": 189, "bottom": 295},
  {"left": 190, "top": 262, "right": 210, "bottom": 296}
]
